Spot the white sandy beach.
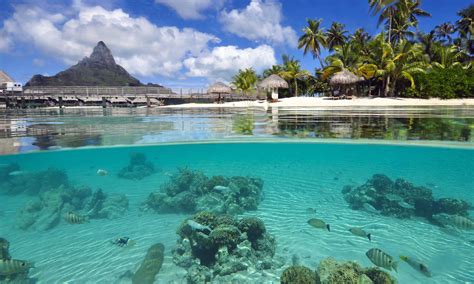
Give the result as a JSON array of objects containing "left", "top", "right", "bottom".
[{"left": 163, "top": 97, "right": 474, "bottom": 109}]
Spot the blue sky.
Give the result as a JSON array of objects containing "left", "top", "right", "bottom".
[{"left": 0, "top": 0, "right": 471, "bottom": 89}]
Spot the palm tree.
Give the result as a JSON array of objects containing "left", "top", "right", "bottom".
[
  {"left": 263, "top": 65, "right": 284, "bottom": 78},
  {"left": 232, "top": 68, "right": 258, "bottom": 94},
  {"left": 456, "top": 4, "right": 474, "bottom": 54},
  {"left": 403, "top": 0, "right": 431, "bottom": 28},
  {"left": 279, "top": 58, "right": 311, "bottom": 97},
  {"left": 388, "top": 40, "right": 428, "bottom": 96},
  {"left": 298, "top": 19, "right": 327, "bottom": 67},
  {"left": 431, "top": 45, "right": 471, "bottom": 69},
  {"left": 389, "top": 13, "right": 416, "bottom": 43},
  {"left": 434, "top": 22, "right": 456, "bottom": 44},
  {"left": 326, "top": 22, "right": 348, "bottom": 51},
  {"left": 417, "top": 31, "right": 436, "bottom": 61}
]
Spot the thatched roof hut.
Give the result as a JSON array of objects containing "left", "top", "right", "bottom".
[
  {"left": 207, "top": 82, "right": 231, "bottom": 94},
  {"left": 258, "top": 74, "right": 289, "bottom": 89},
  {"left": 329, "top": 69, "right": 363, "bottom": 86}
]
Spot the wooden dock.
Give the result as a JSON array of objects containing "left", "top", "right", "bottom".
[{"left": 0, "top": 86, "right": 265, "bottom": 108}]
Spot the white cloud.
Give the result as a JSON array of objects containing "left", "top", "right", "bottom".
[
  {"left": 220, "top": 0, "right": 297, "bottom": 47},
  {"left": 154, "top": 0, "right": 224, "bottom": 20},
  {"left": 1, "top": 4, "right": 219, "bottom": 77},
  {"left": 184, "top": 45, "right": 276, "bottom": 82}
]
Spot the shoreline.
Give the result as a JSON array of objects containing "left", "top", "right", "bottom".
[{"left": 163, "top": 97, "right": 474, "bottom": 109}]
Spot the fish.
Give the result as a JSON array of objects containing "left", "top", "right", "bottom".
[
  {"left": 0, "top": 259, "right": 34, "bottom": 276},
  {"left": 307, "top": 218, "right": 330, "bottom": 231},
  {"left": 213, "top": 185, "right": 231, "bottom": 192},
  {"left": 96, "top": 169, "right": 108, "bottom": 176},
  {"left": 349, "top": 227, "right": 371, "bottom": 241},
  {"left": 366, "top": 248, "right": 398, "bottom": 272},
  {"left": 8, "top": 171, "right": 24, "bottom": 177},
  {"left": 398, "top": 201, "right": 414, "bottom": 210},
  {"left": 111, "top": 237, "right": 136, "bottom": 248},
  {"left": 306, "top": 208, "right": 317, "bottom": 214},
  {"left": 64, "top": 212, "right": 89, "bottom": 224},
  {"left": 433, "top": 214, "right": 474, "bottom": 230},
  {"left": 362, "top": 203, "right": 379, "bottom": 214},
  {"left": 399, "top": 255, "right": 432, "bottom": 277},
  {"left": 187, "top": 220, "right": 212, "bottom": 233},
  {"left": 385, "top": 194, "right": 403, "bottom": 202}
]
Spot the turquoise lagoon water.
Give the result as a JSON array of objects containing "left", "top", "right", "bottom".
[{"left": 0, "top": 107, "right": 473, "bottom": 283}]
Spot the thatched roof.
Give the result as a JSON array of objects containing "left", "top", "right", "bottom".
[
  {"left": 259, "top": 74, "right": 288, "bottom": 89},
  {"left": 329, "top": 69, "right": 363, "bottom": 85},
  {"left": 0, "top": 70, "right": 14, "bottom": 83},
  {"left": 131, "top": 97, "right": 148, "bottom": 104},
  {"left": 207, "top": 82, "right": 231, "bottom": 94}
]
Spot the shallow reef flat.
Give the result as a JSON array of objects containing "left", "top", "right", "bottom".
[{"left": 0, "top": 143, "right": 472, "bottom": 283}]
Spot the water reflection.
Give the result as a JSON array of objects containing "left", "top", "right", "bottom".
[{"left": 0, "top": 106, "right": 472, "bottom": 154}]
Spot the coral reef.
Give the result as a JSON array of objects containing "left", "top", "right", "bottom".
[
  {"left": 118, "top": 152, "right": 155, "bottom": 180},
  {"left": 0, "top": 238, "right": 35, "bottom": 282},
  {"left": 342, "top": 174, "right": 472, "bottom": 221},
  {"left": 0, "top": 165, "right": 69, "bottom": 195},
  {"left": 142, "top": 168, "right": 264, "bottom": 215},
  {"left": 16, "top": 186, "right": 128, "bottom": 231},
  {"left": 280, "top": 265, "right": 320, "bottom": 284},
  {"left": 172, "top": 212, "right": 280, "bottom": 283},
  {"left": 316, "top": 257, "right": 396, "bottom": 284}
]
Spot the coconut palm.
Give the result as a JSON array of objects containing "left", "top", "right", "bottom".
[
  {"left": 417, "top": 31, "right": 437, "bottom": 61},
  {"left": 298, "top": 19, "right": 327, "bottom": 67},
  {"left": 326, "top": 22, "right": 348, "bottom": 51},
  {"left": 263, "top": 65, "right": 284, "bottom": 78},
  {"left": 434, "top": 22, "right": 456, "bottom": 44},
  {"left": 431, "top": 45, "right": 471, "bottom": 69},
  {"left": 232, "top": 68, "right": 258, "bottom": 94},
  {"left": 389, "top": 14, "right": 416, "bottom": 43},
  {"left": 279, "top": 58, "right": 311, "bottom": 97},
  {"left": 456, "top": 5, "right": 474, "bottom": 54},
  {"left": 403, "top": 0, "right": 431, "bottom": 28}
]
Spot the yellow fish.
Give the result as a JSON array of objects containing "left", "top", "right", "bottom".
[
  {"left": 64, "top": 212, "right": 89, "bottom": 224},
  {"left": 307, "top": 218, "right": 330, "bottom": 231}
]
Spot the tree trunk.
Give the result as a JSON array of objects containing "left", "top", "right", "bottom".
[
  {"left": 317, "top": 55, "right": 325, "bottom": 69},
  {"left": 384, "top": 76, "right": 391, "bottom": 97},
  {"left": 390, "top": 79, "right": 397, "bottom": 97},
  {"left": 294, "top": 78, "right": 299, "bottom": 97},
  {"left": 367, "top": 80, "right": 372, "bottom": 96}
]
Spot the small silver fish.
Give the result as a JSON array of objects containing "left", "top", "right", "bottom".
[
  {"left": 385, "top": 194, "right": 403, "bottom": 202},
  {"left": 433, "top": 214, "right": 474, "bottom": 230},
  {"left": 213, "top": 185, "right": 230, "bottom": 192},
  {"left": 8, "top": 171, "right": 24, "bottom": 177},
  {"left": 307, "top": 218, "right": 330, "bottom": 231},
  {"left": 187, "top": 220, "right": 212, "bottom": 232},
  {"left": 349, "top": 227, "right": 371, "bottom": 241},
  {"left": 0, "top": 259, "right": 34, "bottom": 276},
  {"left": 366, "top": 248, "right": 398, "bottom": 272},
  {"left": 398, "top": 201, "right": 414, "bottom": 210},
  {"left": 97, "top": 169, "right": 108, "bottom": 176},
  {"left": 362, "top": 203, "right": 379, "bottom": 214},
  {"left": 306, "top": 208, "right": 317, "bottom": 214},
  {"left": 400, "top": 255, "right": 432, "bottom": 277},
  {"left": 64, "top": 212, "right": 89, "bottom": 224}
]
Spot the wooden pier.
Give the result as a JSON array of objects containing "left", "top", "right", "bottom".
[{"left": 0, "top": 86, "right": 265, "bottom": 108}]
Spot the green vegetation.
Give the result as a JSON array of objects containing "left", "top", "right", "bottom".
[{"left": 231, "top": 2, "right": 473, "bottom": 99}]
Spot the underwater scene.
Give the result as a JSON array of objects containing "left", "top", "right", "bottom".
[{"left": 0, "top": 142, "right": 473, "bottom": 283}]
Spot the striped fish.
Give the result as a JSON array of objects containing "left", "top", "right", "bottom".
[
  {"left": 433, "top": 214, "right": 474, "bottom": 230},
  {"left": 0, "top": 259, "right": 34, "bottom": 276},
  {"left": 64, "top": 212, "right": 89, "bottom": 224},
  {"left": 366, "top": 248, "right": 398, "bottom": 272},
  {"left": 111, "top": 237, "right": 136, "bottom": 248},
  {"left": 307, "top": 218, "right": 330, "bottom": 231}
]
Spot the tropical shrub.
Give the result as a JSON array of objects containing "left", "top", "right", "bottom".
[{"left": 410, "top": 67, "right": 474, "bottom": 98}]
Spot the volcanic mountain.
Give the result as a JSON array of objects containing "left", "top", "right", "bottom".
[{"left": 26, "top": 42, "right": 143, "bottom": 86}]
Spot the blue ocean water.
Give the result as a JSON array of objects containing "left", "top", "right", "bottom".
[{"left": 0, "top": 142, "right": 473, "bottom": 283}]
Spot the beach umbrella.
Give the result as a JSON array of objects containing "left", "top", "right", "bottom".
[
  {"left": 207, "top": 82, "right": 231, "bottom": 103},
  {"left": 258, "top": 74, "right": 289, "bottom": 101},
  {"left": 329, "top": 69, "right": 363, "bottom": 86}
]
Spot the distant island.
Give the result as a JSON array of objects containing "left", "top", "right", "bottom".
[{"left": 26, "top": 41, "right": 161, "bottom": 87}]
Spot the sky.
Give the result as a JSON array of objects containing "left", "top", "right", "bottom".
[{"left": 0, "top": 0, "right": 471, "bottom": 89}]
